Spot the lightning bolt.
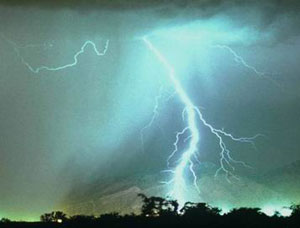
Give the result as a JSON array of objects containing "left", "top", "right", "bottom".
[
  {"left": 5, "top": 33, "right": 263, "bottom": 206},
  {"left": 143, "top": 37, "right": 261, "bottom": 206},
  {"left": 3, "top": 36, "right": 109, "bottom": 73}
]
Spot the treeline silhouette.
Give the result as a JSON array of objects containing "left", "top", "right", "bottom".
[{"left": 1, "top": 194, "right": 299, "bottom": 228}]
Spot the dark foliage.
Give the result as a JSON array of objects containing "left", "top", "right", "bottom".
[
  {"left": 138, "top": 193, "right": 179, "bottom": 217},
  {"left": 0, "top": 218, "right": 11, "bottom": 223},
  {"left": 1, "top": 195, "right": 300, "bottom": 228},
  {"left": 40, "top": 211, "right": 67, "bottom": 223},
  {"left": 68, "top": 215, "right": 96, "bottom": 224}
]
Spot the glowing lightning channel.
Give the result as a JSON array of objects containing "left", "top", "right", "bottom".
[
  {"left": 143, "top": 37, "right": 201, "bottom": 204},
  {"left": 143, "top": 37, "right": 261, "bottom": 206},
  {"left": 3, "top": 37, "right": 109, "bottom": 73}
]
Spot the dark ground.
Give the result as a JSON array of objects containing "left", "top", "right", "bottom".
[{"left": 1, "top": 195, "right": 300, "bottom": 228}]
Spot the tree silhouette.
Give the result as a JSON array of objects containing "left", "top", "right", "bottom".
[
  {"left": 225, "top": 207, "right": 270, "bottom": 227},
  {"left": 0, "top": 218, "right": 11, "bottom": 223},
  {"left": 138, "top": 193, "right": 179, "bottom": 217},
  {"left": 180, "top": 202, "right": 221, "bottom": 226},
  {"left": 10, "top": 197, "right": 300, "bottom": 228},
  {"left": 40, "top": 211, "right": 67, "bottom": 223},
  {"left": 290, "top": 204, "right": 300, "bottom": 217},
  {"left": 289, "top": 204, "right": 300, "bottom": 226},
  {"left": 181, "top": 202, "right": 220, "bottom": 216},
  {"left": 40, "top": 213, "right": 52, "bottom": 222}
]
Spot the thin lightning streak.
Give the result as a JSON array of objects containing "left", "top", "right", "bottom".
[
  {"left": 212, "top": 45, "right": 265, "bottom": 76},
  {"left": 212, "top": 44, "right": 281, "bottom": 88},
  {"left": 193, "top": 107, "right": 262, "bottom": 179},
  {"left": 5, "top": 35, "right": 163, "bottom": 154},
  {"left": 167, "top": 127, "right": 190, "bottom": 168},
  {"left": 3, "top": 37, "right": 109, "bottom": 73},
  {"left": 193, "top": 153, "right": 202, "bottom": 166},
  {"left": 140, "top": 87, "right": 176, "bottom": 152},
  {"left": 189, "top": 160, "right": 200, "bottom": 193},
  {"left": 140, "top": 85, "right": 164, "bottom": 152},
  {"left": 164, "top": 90, "right": 177, "bottom": 102},
  {"left": 143, "top": 37, "right": 261, "bottom": 206}
]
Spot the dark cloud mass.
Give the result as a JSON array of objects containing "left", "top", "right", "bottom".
[
  {"left": 0, "top": 0, "right": 297, "bottom": 8},
  {"left": 1, "top": 0, "right": 300, "bottom": 42},
  {"left": 1, "top": 0, "right": 298, "bottom": 43},
  {"left": 0, "top": 0, "right": 300, "bottom": 221},
  {"left": 0, "top": 0, "right": 299, "bottom": 13}
]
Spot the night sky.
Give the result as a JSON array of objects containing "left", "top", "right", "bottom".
[{"left": 0, "top": 0, "right": 300, "bottom": 221}]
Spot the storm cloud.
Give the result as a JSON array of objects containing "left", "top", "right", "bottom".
[{"left": 0, "top": 0, "right": 299, "bottom": 44}]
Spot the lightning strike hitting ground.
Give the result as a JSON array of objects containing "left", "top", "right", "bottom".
[
  {"left": 6, "top": 33, "right": 263, "bottom": 206},
  {"left": 143, "top": 37, "right": 261, "bottom": 205},
  {"left": 4, "top": 37, "right": 109, "bottom": 73}
]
